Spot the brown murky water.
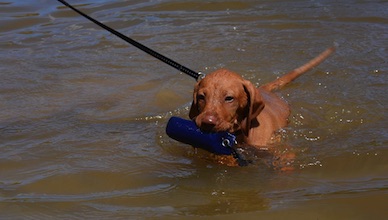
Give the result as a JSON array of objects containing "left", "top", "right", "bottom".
[{"left": 1, "top": 0, "right": 387, "bottom": 219}]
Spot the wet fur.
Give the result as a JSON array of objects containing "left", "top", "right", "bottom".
[{"left": 189, "top": 47, "right": 335, "bottom": 150}]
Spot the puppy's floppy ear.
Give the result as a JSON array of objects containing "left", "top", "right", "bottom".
[
  {"left": 241, "top": 80, "right": 265, "bottom": 136},
  {"left": 189, "top": 81, "right": 201, "bottom": 119}
]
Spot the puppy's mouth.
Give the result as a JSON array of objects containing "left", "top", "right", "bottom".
[{"left": 198, "top": 123, "right": 217, "bottom": 133}]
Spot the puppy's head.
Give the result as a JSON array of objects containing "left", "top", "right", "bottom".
[{"left": 189, "top": 69, "right": 264, "bottom": 136}]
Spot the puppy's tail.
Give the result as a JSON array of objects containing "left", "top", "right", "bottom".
[{"left": 261, "top": 46, "right": 335, "bottom": 92}]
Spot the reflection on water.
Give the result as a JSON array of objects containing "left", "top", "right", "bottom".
[{"left": 0, "top": 0, "right": 387, "bottom": 219}]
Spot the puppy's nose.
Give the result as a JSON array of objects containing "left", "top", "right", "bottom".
[
  {"left": 202, "top": 114, "right": 217, "bottom": 125},
  {"left": 200, "top": 114, "right": 218, "bottom": 131}
]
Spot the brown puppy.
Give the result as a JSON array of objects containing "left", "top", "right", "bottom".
[{"left": 189, "top": 47, "right": 335, "bottom": 160}]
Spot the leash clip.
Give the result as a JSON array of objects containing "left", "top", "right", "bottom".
[
  {"left": 221, "top": 134, "right": 249, "bottom": 166},
  {"left": 221, "top": 132, "right": 237, "bottom": 149},
  {"left": 221, "top": 137, "right": 237, "bottom": 148},
  {"left": 197, "top": 72, "right": 206, "bottom": 81}
]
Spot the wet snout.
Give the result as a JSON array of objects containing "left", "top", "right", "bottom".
[{"left": 197, "top": 112, "right": 219, "bottom": 132}]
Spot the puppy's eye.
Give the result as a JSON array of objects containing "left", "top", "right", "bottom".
[
  {"left": 225, "top": 96, "right": 234, "bottom": 102},
  {"left": 197, "top": 94, "right": 205, "bottom": 101}
]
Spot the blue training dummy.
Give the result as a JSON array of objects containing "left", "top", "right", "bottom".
[{"left": 166, "top": 116, "right": 248, "bottom": 166}]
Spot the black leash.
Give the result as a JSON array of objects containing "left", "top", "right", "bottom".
[
  {"left": 58, "top": 0, "right": 252, "bottom": 166},
  {"left": 57, "top": 0, "right": 203, "bottom": 81}
]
